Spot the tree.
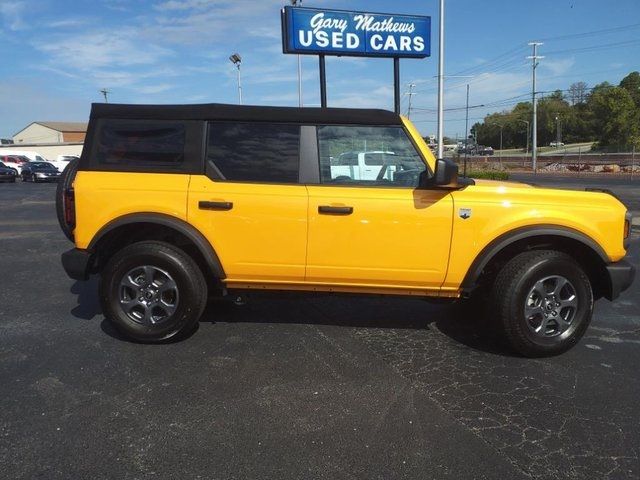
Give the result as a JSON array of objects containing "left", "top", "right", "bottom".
[
  {"left": 470, "top": 72, "right": 640, "bottom": 151},
  {"left": 568, "top": 82, "right": 588, "bottom": 105},
  {"left": 620, "top": 71, "right": 640, "bottom": 107},
  {"left": 588, "top": 84, "right": 638, "bottom": 149}
]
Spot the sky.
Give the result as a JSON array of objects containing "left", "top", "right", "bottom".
[{"left": 0, "top": 0, "right": 639, "bottom": 139}]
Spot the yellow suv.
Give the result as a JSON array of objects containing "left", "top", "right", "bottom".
[{"left": 57, "top": 103, "right": 635, "bottom": 356}]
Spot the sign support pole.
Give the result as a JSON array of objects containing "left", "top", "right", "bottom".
[
  {"left": 319, "top": 54, "right": 327, "bottom": 108},
  {"left": 393, "top": 58, "right": 401, "bottom": 114}
]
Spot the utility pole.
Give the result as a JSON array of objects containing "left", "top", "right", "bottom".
[
  {"left": 436, "top": 0, "right": 445, "bottom": 159},
  {"left": 463, "top": 84, "right": 470, "bottom": 176},
  {"left": 406, "top": 83, "right": 417, "bottom": 118},
  {"left": 528, "top": 42, "right": 543, "bottom": 172},
  {"left": 100, "top": 88, "right": 110, "bottom": 103}
]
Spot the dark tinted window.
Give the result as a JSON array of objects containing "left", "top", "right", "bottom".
[
  {"left": 30, "top": 162, "right": 56, "bottom": 170},
  {"left": 97, "top": 121, "right": 185, "bottom": 166},
  {"left": 208, "top": 122, "right": 300, "bottom": 183}
]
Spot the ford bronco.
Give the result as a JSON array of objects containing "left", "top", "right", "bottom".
[{"left": 58, "top": 103, "right": 635, "bottom": 356}]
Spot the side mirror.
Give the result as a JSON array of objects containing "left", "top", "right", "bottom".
[{"left": 434, "top": 158, "right": 459, "bottom": 187}]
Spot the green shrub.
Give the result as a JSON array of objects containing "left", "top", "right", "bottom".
[{"left": 465, "top": 170, "right": 510, "bottom": 181}]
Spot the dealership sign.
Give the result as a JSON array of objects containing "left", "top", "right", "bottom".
[{"left": 282, "top": 7, "right": 431, "bottom": 58}]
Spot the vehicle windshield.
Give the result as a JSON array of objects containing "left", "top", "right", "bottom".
[
  {"left": 35, "top": 155, "right": 48, "bottom": 162},
  {"left": 30, "top": 162, "right": 56, "bottom": 170},
  {"left": 0, "top": 162, "right": 7, "bottom": 168}
]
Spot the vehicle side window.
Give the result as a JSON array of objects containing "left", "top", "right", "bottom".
[
  {"left": 207, "top": 122, "right": 300, "bottom": 184},
  {"left": 88, "top": 119, "right": 203, "bottom": 173},
  {"left": 317, "top": 125, "right": 426, "bottom": 187},
  {"left": 97, "top": 121, "right": 185, "bottom": 166}
]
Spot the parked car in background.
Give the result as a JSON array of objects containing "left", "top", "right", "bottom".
[
  {"left": 0, "top": 161, "right": 17, "bottom": 182},
  {"left": 0, "top": 155, "right": 30, "bottom": 174},
  {"left": 0, "top": 150, "right": 48, "bottom": 163},
  {"left": 477, "top": 146, "right": 494, "bottom": 156},
  {"left": 550, "top": 142, "right": 565, "bottom": 148},
  {"left": 457, "top": 144, "right": 476, "bottom": 155},
  {"left": 20, "top": 162, "right": 61, "bottom": 182},
  {"left": 49, "top": 155, "right": 80, "bottom": 173}
]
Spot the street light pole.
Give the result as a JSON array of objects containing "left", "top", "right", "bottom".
[
  {"left": 436, "top": 0, "right": 445, "bottom": 159},
  {"left": 229, "top": 53, "right": 242, "bottom": 105},
  {"left": 489, "top": 122, "right": 504, "bottom": 160},
  {"left": 517, "top": 119, "right": 530, "bottom": 154}
]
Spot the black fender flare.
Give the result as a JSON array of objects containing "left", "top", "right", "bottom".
[
  {"left": 460, "top": 225, "right": 609, "bottom": 292},
  {"left": 88, "top": 213, "right": 226, "bottom": 279}
]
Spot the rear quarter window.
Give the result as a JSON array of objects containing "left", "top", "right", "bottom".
[{"left": 89, "top": 119, "right": 204, "bottom": 173}]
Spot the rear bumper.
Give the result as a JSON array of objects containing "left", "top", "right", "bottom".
[
  {"left": 61, "top": 248, "right": 93, "bottom": 281},
  {"left": 605, "top": 260, "right": 636, "bottom": 301}
]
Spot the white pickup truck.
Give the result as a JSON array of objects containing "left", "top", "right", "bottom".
[{"left": 330, "top": 151, "right": 398, "bottom": 181}]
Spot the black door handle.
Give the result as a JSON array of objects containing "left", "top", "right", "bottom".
[
  {"left": 318, "top": 205, "right": 353, "bottom": 215},
  {"left": 199, "top": 201, "right": 233, "bottom": 211}
]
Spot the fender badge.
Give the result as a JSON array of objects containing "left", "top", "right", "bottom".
[{"left": 459, "top": 208, "right": 472, "bottom": 220}]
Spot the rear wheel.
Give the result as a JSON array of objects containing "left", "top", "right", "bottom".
[
  {"left": 99, "top": 241, "right": 207, "bottom": 343},
  {"left": 490, "top": 250, "right": 593, "bottom": 357}
]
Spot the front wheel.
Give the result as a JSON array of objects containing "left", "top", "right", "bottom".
[
  {"left": 490, "top": 250, "right": 593, "bottom": 357},
  {"left": 99, "top": 241, "right": 208, "bottom": 342}
]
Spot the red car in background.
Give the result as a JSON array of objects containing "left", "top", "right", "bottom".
[{"left": 0, "top": 155, "right": 30, "bottom": 174}]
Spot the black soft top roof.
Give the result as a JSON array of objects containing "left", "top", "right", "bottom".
[{"left": 89, "top": 103, "right": 401, "bottom": 126}]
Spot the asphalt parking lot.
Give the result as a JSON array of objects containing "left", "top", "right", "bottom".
[{"left": 1, "top": 178, "right": 638, "bottom": 480}]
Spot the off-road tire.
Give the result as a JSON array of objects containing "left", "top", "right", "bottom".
[
  {"left": 56, "top": 158, "right": 79, "bottom": 241},
  {"left": 490, "top": 250, "right": 593, "bottom": 357},
  {"left": 99, "top": 241, "right": 208, "bottom": 343}
]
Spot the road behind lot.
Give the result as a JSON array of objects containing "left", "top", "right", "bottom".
[
  {"left": 0, "top": 179, "right": 638, "bottom": 480},
  {"left": 510, "top": 173, "right": 640, "bottom": 213}
]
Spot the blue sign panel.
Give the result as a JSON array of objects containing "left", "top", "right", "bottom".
[{"left": 282, "top": 7, "right": 431, "bottom": 59}]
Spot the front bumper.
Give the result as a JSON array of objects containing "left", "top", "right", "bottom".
[
  {"left": 61, "top": 248, "right": 93, "bottom": 281},
  {"left": 605, "top": 260, "right": 636, "bottom": 300}
]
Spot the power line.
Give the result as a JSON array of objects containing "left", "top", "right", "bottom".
[
  {"left": 545, "top": 39, "right": 640, "bottom": 56},
  {"left": 537, "top": 22, "right": 640, "bottom": 42}
]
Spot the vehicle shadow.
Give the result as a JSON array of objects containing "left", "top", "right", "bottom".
[
  {"left": 70, "top": 276, "right": 102, "bottom": 320},
  {"left": 69, "top": 281, "right": 510, "bottom": 355},
  {"left": 201, "top": 292, "right": 510, "bottom": 356}
]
